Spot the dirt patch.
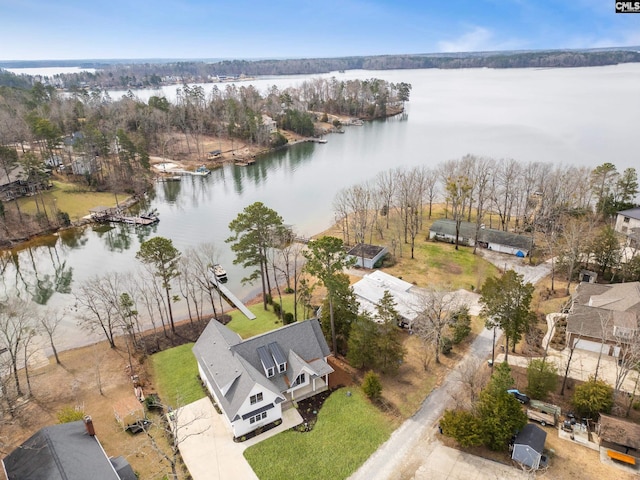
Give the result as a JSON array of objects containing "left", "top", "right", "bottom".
[
  {"left": 294, "top": 389, "right": 334, "bottom": 431},
  {"left": 0, "top": 338, "right": 184, "bottom": 480}
]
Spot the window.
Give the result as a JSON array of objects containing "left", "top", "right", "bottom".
[
  {"left": 624, "top": 216, "right": 630, "bottom": 223},
  {"left": 293, "top": 372, "right": 306, "bottom": 387},
  {"left": 267, "top": 367, "right": 274, "bottom": 377},
  {"left": 278, "top": 362, "right": 287, "bottom": 373},
  {"left": 250, "top": 392, "right": 263, "bottom": 405},
  {"left": 249, "top": 412, "right": 268, "bottom": 424}
]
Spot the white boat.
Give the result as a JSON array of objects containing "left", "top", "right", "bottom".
[
  {"left": 211, "top": 264, "right": 227, "bottom": 282},
  {"left": 192, "top": 165, "right": 211, "bottom": 176}
]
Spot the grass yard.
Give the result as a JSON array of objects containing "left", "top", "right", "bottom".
[
  {"left": 150, "top": 343, "right": 205, "bottom": 407},
  {"left": 228, "top": 292, "right": 301, "bottom": 339},
  {"left": 17, "top": 180, "right": 123, "bottom": 222},
  {"left": 385, "top": 240, "right": 498, "bottom": 291},
  {"left": 244, "top": 388, "right": 395, "bottom": 480}
]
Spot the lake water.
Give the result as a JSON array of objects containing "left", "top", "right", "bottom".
[{"left": 3, "top": 64, "right": 640, "bottom": 353}]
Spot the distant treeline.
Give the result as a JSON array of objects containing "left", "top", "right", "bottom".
[{"left": 1, "top": 49, "right": 640, "bottom": 90}]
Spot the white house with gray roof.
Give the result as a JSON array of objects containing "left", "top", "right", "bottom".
[{"left": 193, "top": 318, "right": 333, "bottom": 438}]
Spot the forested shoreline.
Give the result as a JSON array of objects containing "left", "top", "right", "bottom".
[
  {"left": 0, "top": 77, "right": 409, "bottom": 245},
  {"left": 1, "top": 48, "right": 639, "bottom": 90}
]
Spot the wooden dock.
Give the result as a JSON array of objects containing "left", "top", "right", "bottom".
[
  {"left": 209, "top": 275, "right": 256, "bottom": 320},
  {"left": 89, "top": 207, "right": 159, "bottom": 226}
]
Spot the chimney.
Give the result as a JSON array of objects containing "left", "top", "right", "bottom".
[{"left": 84, "top": 415, "right": 96, "bottom": 436}]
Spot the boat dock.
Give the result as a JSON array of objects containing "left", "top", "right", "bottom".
[
  {"left": 209, "top": 275, "right": 256, "bottom": 320},
  {"left": 89, "top": 207, "right": 159, "bottom": 226}
]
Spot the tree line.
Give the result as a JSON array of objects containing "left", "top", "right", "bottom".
[
  {"left": 331, "top": 156, "right": 639, "bottom": 283},
  {"left": 3, "top": 49, "right": 639, "bottom": 90},
  {"left": 0, "top": 76, "right": 409, "bottom": 243}
]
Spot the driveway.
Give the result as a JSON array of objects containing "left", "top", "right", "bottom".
[
  {"left": 349, "top": 326, "right": 512, "bottom": 480},
  {"left": 413, "top": 442, "right": 530, "bottom": 480},
  {"left": 173, "top": 397, "right": 303, "bottom": 480}
]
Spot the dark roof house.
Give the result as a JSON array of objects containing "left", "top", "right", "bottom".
[
  {"left": 429, "top": 219, "right": 533, "bottom": 256},
  {"left": 2, "top": 417, "right": 136, "bottom": 480},
  {"left": 346, "top": 243, "right": 388, "bottom": 269}
]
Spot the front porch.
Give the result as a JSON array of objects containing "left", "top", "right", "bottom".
[{"left": 282, "top": 375, "right": 329, "bottom": 409}]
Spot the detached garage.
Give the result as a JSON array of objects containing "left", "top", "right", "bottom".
[{"left": 512, "top": 424, "right": 547, "bottom": 469}]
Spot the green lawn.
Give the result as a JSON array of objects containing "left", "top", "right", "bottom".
[
  {"left": 17, "top": 180, "right": 123, "bottom": 222},
  {"left": 227, "top": 292, "right": 301, "bottom": 339},
  {"left": 150, "top": 343, "right": 206, "bottom": 407},
  {"left": 244, "top": 388, "right": 395, "bottom": 480},
  {"left": 385, "top": 240, "right": 499, "bottom": 291}
]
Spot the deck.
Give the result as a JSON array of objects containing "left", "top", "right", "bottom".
[{"left": 89, "top": 207, "right": 159, "bottom": 226}]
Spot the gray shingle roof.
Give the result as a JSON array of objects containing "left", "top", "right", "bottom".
[
  {"left": 514, "top": 424, "right": 546, "bottom": 453},
  {"left": 429, "top": 219, "right": 533, "bottom": 251},
  {"left": 567, "top": 282, "right": 640, "bottom": 340},
  {"left": 193, "top": 318, "right": 333, "bottom": 423},
  {"left": 617, "top": 207, "right": 640, "bottom": 221},
  {"left": 2, "top": 421, "right": 125, "bottom": 480}
]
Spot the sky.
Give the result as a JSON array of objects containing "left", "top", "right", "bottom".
[{"left": 0, "top": 0, "right": 639, "bottom": 61}]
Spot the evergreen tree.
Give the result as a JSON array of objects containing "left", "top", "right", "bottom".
[
  {"left": 527, "top": 359, "right": 558, "bottom": 401},
  {"left": 572, "top": 377, "right": 614, "bottom": 420},
  {"left": 319, "top": 273, "right": 358, "bottom": 355},
  {"left": 347, "top": 314, "right": 379, "bottom": 370},
  {"left": 440, "top": 409, "right": 483, "bottom": 448},
  {"left": 477, "top": 362, "right": 528, "bottom": 451},
  {"left": 227, "top": 202, "right": 285, "bottom": 310},
  {"left": 480, "top": 270, "right": 535, "bottom": 359},
  {"left": 362, "top": 370, "right": 382, "bottom": 400},
  {"left": 136, "top": 237, "right": 181, "bottom": 332},
  {"left": 304, "top": 236, "right": 355, "bottom": 353}
]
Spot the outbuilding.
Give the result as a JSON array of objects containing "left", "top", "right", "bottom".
[
  {"left": 429, "top": 219, "right": 533, "bottom": 257},
  {"left": 511, "top": 424, "right": 547, "bottom": 469},
  {"left": 346, "top": 243, "right": 388, "bottom": 269},
  {"left": 598, "top": 413, "right": 640, "bottom": 466}
]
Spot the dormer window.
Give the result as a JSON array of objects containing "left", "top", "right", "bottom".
[
  {"left": 268, "top": 342, "right": 287, "bottom": 375},
  {"left": 257, "top": 345, "right": 276, "bottom": 378}
]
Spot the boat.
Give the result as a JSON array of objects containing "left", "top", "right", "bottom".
[
  {"left": 211, "top": 264, "right": 228, "bottom": 282},
  {"left": 140, "top": 209, "right": 160, "bottom": 222},
  {"left": 193, "top": 165, "right": 211, "bottom": 176}
]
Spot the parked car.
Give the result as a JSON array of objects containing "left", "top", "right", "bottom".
[{"left": 507, "top": 389, "right": 530, "bottom": 404}]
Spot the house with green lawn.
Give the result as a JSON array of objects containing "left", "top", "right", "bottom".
[{"left": 193, "top": 318, "right": 333, "bottom": 438}]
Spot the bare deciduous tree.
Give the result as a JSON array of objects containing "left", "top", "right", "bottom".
[
  {"left": 412, "top": 287, "right": 461, "bottom": 364},
  {"left": 0, "top": 298, "right": 37, "bottom": 397},
  {"left": 38, "top": 308, "right": 63, "bottom": 365}
]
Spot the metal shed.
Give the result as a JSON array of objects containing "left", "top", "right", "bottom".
[{"left": 512, "top": 424, "right": 547, "bottom": 469}]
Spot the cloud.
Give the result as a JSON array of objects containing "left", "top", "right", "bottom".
[{"left": 438, "top": 27, "right": 495, "bottom": 52}]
